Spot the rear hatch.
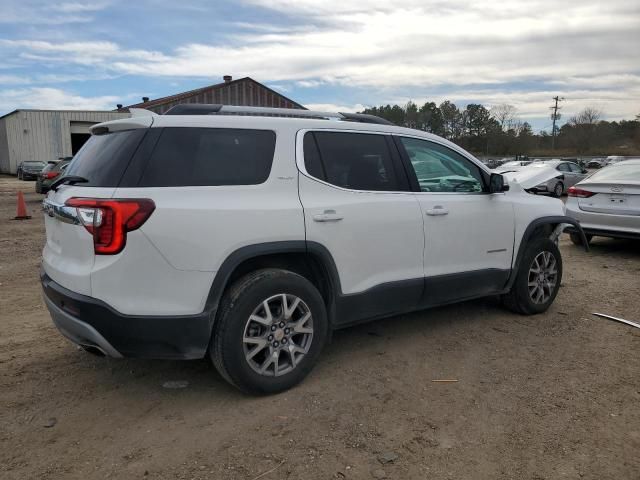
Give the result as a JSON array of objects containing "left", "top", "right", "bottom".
[{"left": 42, "top": 117, "right": 152, "bottom": 294}]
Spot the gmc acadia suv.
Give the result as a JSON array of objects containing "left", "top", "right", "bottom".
[{"left": 41, "top": 105, "right": 587, "bottom": 394}]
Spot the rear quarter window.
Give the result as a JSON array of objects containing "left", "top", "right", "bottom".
[
  {"left": 138, "top": 128, "right": 276, "bottom": 187},
  {"left": 64, "top": 129, "right": 146, "bottom": 187}
]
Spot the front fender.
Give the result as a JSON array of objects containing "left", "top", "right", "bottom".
[{"left": 505, "top": 215, "right": 588, "bottom": 291}]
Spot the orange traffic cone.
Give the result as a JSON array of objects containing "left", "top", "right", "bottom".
[{"left": 14, "top": 191, "right": 32, "bottom": 220}]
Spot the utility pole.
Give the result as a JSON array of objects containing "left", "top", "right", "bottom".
[{"left": 550, "top": 96, "right": 564, "bottom": 150}]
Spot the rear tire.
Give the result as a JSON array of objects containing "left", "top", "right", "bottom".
[
  {"left": 210, "top": 269, "right": 328, "bottom": 395},
  {"left": 570, "top": 232, "right": 591, "bottom": 246},
  {"left": 502, "top": 237, "right": 562, "bottom": 315},
  {"left": 18, "top": 171, "right": 23, "bottom": 180},
  {"left": 552, "top": 182, "right": 564, "bottom": 197}
]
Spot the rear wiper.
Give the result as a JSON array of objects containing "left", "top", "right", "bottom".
[{"left": 50, "top": 175, "right": 89, "bottom": 191}]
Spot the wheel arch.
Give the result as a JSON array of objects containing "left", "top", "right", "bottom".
[
  {"left": 505, "top": 215, "right": 588, "bottom": 291},
  {"left": 204, "top": 241, "right": 342, "bottom": 327}
]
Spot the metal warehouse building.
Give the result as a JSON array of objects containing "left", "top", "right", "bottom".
[
  {"left": 0, "top": 76, "right": 304, "bottom": 174},
  {"left": 0, "top": 110, "right": 129, "bottom": 174}
]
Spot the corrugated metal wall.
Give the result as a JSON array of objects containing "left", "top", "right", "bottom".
[
  {"left": 147, "top": 79, "right": 302, "bottom": 114},
  {"left": 0, "top": 110, "right": 129, "bottom": 174},
  {"left": 0, "top": 117, "right": 9, "bottom": 173}
]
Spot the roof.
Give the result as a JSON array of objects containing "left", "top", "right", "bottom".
[
  {"left": 0, "top": 109, "right": 129, "bottom": 120},
  {"left": 122, "top": 76, "right": 306, "bottom": 111}
]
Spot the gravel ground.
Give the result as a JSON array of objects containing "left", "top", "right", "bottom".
[{"left": 1, "top": 174, "right": 639, "bottom": 480}]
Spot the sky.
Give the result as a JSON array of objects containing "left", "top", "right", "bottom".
[{"left": 1, "top": 0, "right": 639, "bottom": 132}]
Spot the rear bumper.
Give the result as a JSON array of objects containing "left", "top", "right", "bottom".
[
  {"left": 565, "top": 226, "right": 640, "bottom": 240},
  {"left": 565, "top": 202, "right": 640, "bottom": 239},
  {"left": 44, "top": 294, "right": 123, "bottom": 357},
  {"left": 41, "top": 271, "right": 212, "bottom": 360}
]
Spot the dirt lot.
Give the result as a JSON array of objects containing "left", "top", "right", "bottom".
[{"left": 1, "top": 175, "right": 639, "bottom": 480}]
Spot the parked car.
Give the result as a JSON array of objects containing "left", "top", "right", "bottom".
[
  {"left": 494, "top": 160, "right": 533, "bottom": 173},
  {"left": 40, "top": 105, "right": 587, "bottom": 394},
  {"left": 605, "top": 156, "right": 625, "bottom": 165},
  {"left": 17, "top": 161, "right": 46, "bottom": 180},
  {"left": 565, "top": 159, "right": 640, "bottom": 245},
  {"left": 587, "top": 159, "right": 605, "bottom": 169},
  {"left": 36, "top": 159, "right": 71, "bottom": 194},
  {"left": 505, "top": 160, "right": 588, "bottom": 197}
]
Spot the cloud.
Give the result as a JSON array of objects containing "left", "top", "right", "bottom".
[
  {"left": 267, "top": 84, "right": 291, "bottom": 92},
  {"left": 296, "top": 80, "right": 327, "bottom": 88},
  {"left": 0, "top": 74, "right": 31, "bottom": 85},
  {"left": 0, "top": 0, "right": 638, "bottom": 121},
  {"left": 53, "top": 2, "right": 110, "bottom": 13},
  {"left": 0, "top": 87, "right": 121, "bottom": 111},
  {"left": 305, "top": 103, "right": 366, "bottom": 113},
  {"left": 0, "top": 0, "right": 108, "bottom": 24}
]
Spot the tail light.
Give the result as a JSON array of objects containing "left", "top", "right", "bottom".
[
  {"left": 45, "top": 171, "right": 60, "bottom": 179},
  {"left": 65, "top": 198, "right": 155, "bottom": 254},
  {"left": 567, "top": 186, "right": 595, "bottom": 198}
]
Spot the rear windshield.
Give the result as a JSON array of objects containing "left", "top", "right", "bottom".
[
  {"left": 138, "top": 128, "right": 276, "bottom": 187},
  {"left": 588, "top": 162, "right": 640, "bottom": 182},
  {"left": 64, "top": 129, "right": 146, "bottom": 187}
]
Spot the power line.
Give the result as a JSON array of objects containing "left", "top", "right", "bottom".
[{"left": 550, "top": 96, "right": 564, "bottom": 150}]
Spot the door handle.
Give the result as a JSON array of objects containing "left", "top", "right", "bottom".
[
  {"left": 313, "top": 210, "right": 343, "bottom": 222},
  {"left": 426, "top": 206, "right": 449, "bottom": 216}
]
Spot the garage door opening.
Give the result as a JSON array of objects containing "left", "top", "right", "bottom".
[
  {"left": 70, "top": 121, "right": 97, "bottom": 155},
  {"left": 71, "top": 133, "right": 91, "bottom": 154}
]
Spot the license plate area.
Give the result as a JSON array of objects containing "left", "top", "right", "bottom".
[{"left": 608, "top": 194, "right": 627, "bottom": 204}]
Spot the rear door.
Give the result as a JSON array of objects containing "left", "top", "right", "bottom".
[
  {"left": 394, "top": 135, "right": 515, "bottom": 306},
  {"left": 567, "top": 162, "right": 587, "bottom": 187},
  {"left": 42, "top": 120, "right": 150, "bottom": 294},
  {"left": 297, "top": 130, "right": 424, "bottom": 322},
  {"left": 557, "top": 162, "right": 578, "bottom": 188}
]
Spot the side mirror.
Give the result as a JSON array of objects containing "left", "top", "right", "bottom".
[
  {"left": 489, "top": 173, "right": 509, "bottom": 193},
  {"left": 582, "top": 168, "right": 588, "bottom": 174}
]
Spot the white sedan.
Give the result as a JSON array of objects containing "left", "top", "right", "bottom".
[{"left": 565, "top": 159, "right": 640, "bottom": 245}]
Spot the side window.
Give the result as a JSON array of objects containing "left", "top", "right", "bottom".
[
  {"left": 398, "top": 137, "right": 484, "bottom": 193},
  {"left": 568, "top": 163, "right": 582, "bottom": 173},
  {"left": 139, "top": 128, "right": 275, "bottom": 187},
  {"left": 557, "top": 163, "right": 570, "bottom": 172},
  {"left": 303, "top": 133, "right": 325, "bottom": 180},
  {"left": 303, "top": 131, "right": 405, "bottom": 192}
]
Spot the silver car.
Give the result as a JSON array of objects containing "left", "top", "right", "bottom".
[
  {"left": 528, "top": 160, "right": 588, "bottom": 197},
  {"left": 565, "top": 159, "right": 640, "bottom": 245}
]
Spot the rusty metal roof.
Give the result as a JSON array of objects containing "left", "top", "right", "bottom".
[{"left": 122, "top": 77, "right": 306, "bottom": 111}]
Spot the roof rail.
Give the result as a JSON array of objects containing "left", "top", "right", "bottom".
[{"left": 163, "top": 104, "right": 394, "bottom": 125}]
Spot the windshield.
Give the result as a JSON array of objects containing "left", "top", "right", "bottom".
[
  {"left": 588, "top": 163, "right": 640, "bottom": 182},
  {"left": 23, "top": 161, "right": 45, "bottom": 167}
]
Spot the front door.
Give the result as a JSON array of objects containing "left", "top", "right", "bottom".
[{"left": 394, "top": 135, "right": 515, "bottom": 306}]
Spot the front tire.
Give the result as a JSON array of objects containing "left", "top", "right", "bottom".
[
  {"left": 210, "top": 269, "right": 328, "bottom": 395},
  {"left": 502, "top": 237, "right": 563, "bottom": 315}
]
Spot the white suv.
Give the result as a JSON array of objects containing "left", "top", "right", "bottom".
[{"left": 41, "top": 105, "right": 587, "bottom": 394}]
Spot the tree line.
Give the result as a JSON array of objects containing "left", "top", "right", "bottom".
[{"left": 361, "top": 101, "right": 640, "bottom": 156}]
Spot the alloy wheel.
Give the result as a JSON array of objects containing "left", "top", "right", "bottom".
[
  {"left": 527, "top": 251, "right": 558, "bottom": 304},
  {"left": 242, "top": 293, "right": 314, "bottom": 377}
]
